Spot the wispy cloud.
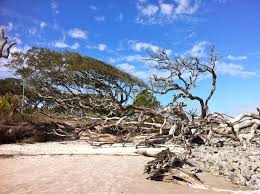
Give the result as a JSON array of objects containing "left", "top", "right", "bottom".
[
  {"left": 136, "top": 0, "right": 200, "bottom": 25},
  {"left": 0, "top": 63, "right": 15, "bottom": 78},
  {"left": 53, "top": 40, "right": 80, "bottom": 50},
  {"left": 116, "top": 62, "right": 170, "bottom": 80},
  {"left": 116, "top": 63, "right": 152, "bottom": 79},
  {"left": 0, "top": 45, "right": 30, "bottom": 78},
  {"left": 40, "top": 21, "right": 47, "bottom": 29},
  {"left": 71, "top": 42, "right": 80, "bottom": 50},
  {"left": 174, "top": 0, "right": 200, "bottom": 15},
  {"left": 97, "top": 44, "right": 107, "bottom": 51},
  {"left": 0, "top": 22, "right": 13, "bottom": 31},
  {"left": 68, "top": 28, "right": 87, "bottom": 39},
  {"left": 227, "top": 55, "right": 247, "bottom": 60},
  {"left": 129, "top": 40, "right": 172, "bottom": 55},
  {"left": 28, "top": 28, "right": 37, "bottom": 35},
  {"left": 139, "top": 4, "right": 159, "bottom": 16},
  {"left": 188, "top": 41, "right": 208, "bottom": 57},
  {"left": 13, "top": 36, "right": 22, "bottom": 45},
  {"left": 109, "top": 54, "right": 147, "bottom": 64},
  {"left": 53, "top": 41, "right": 69, "bottom": 48},
  {"left": 160, "top": 3, "right": 173, "bottom": 15},
  {"left": 217, "top": 62, "right": 256, "bottom": 77},
  {"left": 86, "top": 43, "right": 107, "bottom": 51}
]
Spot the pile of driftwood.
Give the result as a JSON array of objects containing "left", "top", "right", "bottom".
[
  {"left": 34, "top": 106, "right": 260, "bottom": 150},
  {"left": 144, "top": 148, "right": 205, "bottom": 187}
]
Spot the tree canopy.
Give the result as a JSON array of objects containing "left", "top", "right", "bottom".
[{"left": 6, "top": 47, "right": 145, "bottom": 115}]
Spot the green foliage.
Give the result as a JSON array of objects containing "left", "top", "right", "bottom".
[
  {"left": 0, "top": 78, "right": 22, "bottom": 95},
  {"left": 7, "top": 47, "right": 145, "bottom": 89},
  {"left": 0, "top": 95, "right": 20, "bottom": 119},
  {"left": 0, "top": 78, "right": 42, "bottom": 109},
  {"left": 5, "top": 47, "right": 146, "bottom": 114},
  {"left": 133, "top": 90, "right": 160, "bottom": 109}
]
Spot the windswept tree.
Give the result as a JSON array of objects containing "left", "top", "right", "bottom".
[
  {"left": 149, "top": 47, "right": 218, "bottom": 119},
  {"left": 6, "top": 47, "right": 145, "bottom": 116},
  {"left": 0, "top": 28, "right": 16, "bottom": 59}
]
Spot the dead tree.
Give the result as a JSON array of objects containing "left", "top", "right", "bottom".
[
  {"left": 0, "top": 28, "right": 16, "bottom": 59},
  {"left": 149, "top": 47, "right": 218, "bottom": 119},
  {"left": 205, "top": 109, "right": 260, "bottom": 146}
]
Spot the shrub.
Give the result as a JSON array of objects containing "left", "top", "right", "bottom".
[
  {"left": 0, "top": 95, "right": 20, "bottom": 120},
  {"left": 133, "top": 90, "right": 160, "bottom": 109}
]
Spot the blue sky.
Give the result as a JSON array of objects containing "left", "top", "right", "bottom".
[{"left": 0, "top": 0, "right": 259, "bottom": 115}]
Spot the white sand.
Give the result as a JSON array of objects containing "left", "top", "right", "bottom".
[
  {"left": 0, "top": 140, "right": 183, "bottom": 156},
  {"left": 0, "top": 141, "right": 258, "bottom": 194}
]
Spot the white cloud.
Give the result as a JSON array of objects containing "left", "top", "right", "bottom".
[
  {"left": 174, "top": 0, "right": 199, "bottom": 15},
  {"left": 160, "top": 3, "right": 173, "bottom": 15},
  {"left": 0, "top": 22, "right": 13, "bottom": 31},
  {"left": 116, "top": 62, "right": 170, "bottom": 80},
  {"left": 117, "top": 63, "right": 136, "bottom": 72},
  {"left": 68, "top": 28, "right": 87, "bottom": 39},
  {"left": 109, "top": 54, "right": 145, "bottom": 64},
  {"left": 124, "top": 54, "right": 146, "bottom": 62},
  {"left": 0, "top": 45, "right": 30, "bottom": 78},
  {"left": 136, "top": 0, "right": 200, "bottom": 25},
  {"left": 227, "top": 55, "right": 247, "bottom": 60},
  {"left": 217, "top": 62, "right": 256, "bottom": 78},
  {"left": 71, "top": 42, "right": 80, "bottom": 50},
  {"left": 116, "top": 63, "right": 152, "bottom": 79},
  {"left": 109, "top": 54, "right": 159, "bottom": 69},
  {"left": 0, "top": 63, "right": 15, "bottom": 78},
  {"left": 86, "top": 43, "right": 107, "bottom": 51},
  {"left": 11, "top": 45, "right": 30, "bottom": 53},
  {"left": 13, "top": 37, "right": 22, "bottom": 45},
  {"left": 140, "top": 4, "right": 159, "bottom": 16},
  {"left": 97, "top": 44, "right": 107, "bottom": 51},
  {"left": 53, "top": 40, "right": 68, "bottom": 48},
  {"left": 28, "top": 28, "right": 37, "bottom": 35},
  {"left": 53, "top": 40, "right": 80, "bottom": 50},
  {"left": 40, "top": 21, "right": 47, "bottom": 29},
  {"left": 94, "top": 16, "right": 105, "bottom": 22},
  {"left": 188, "top": 41, "right": 207, "bottom": 57},
  {"left": 129, "top": 40, "right": 172, "bottom": 55},
  {"left": 131, "top": 41, "right": 159, "bottom": 52}
]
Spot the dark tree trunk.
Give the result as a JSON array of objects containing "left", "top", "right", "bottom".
[{"left": 199, "top": 101, "right": 208, "bottom": 119}]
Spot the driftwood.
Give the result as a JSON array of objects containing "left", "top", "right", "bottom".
[
  {"left": 143, "top": 148, "right": 258, "bottom": 193},
  {"left": 144, "top": 148, "right": 209, "bottom": 188},
  {"left": 205, "top": 109, "right": 260, "bottom": 146},
  {"left": 0, "top": 28, "right": 16, "bottom": 59}
]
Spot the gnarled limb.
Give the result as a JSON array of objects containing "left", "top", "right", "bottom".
[
  {"left": 149, "top": 46, "right": 218, "bottom": 119},
  {"left": 0, "top": 28, "right": 16, "bottom": 59}
]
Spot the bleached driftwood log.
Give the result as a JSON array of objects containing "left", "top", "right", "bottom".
[
  {"left": 0, "top": 28, "right": 16, "bottom": 59},
  {"left": 206, "top": 110, "right": 260, "bottom": 146}
]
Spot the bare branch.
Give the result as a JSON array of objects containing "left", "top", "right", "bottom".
[{"left": 0, "top": 28, "right": 16, "bottom": 59}]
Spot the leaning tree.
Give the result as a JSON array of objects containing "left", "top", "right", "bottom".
[
  {"left": 6, "top": 47, "right": 182, "bottom": 139},
  {"left": 7, "top": 47, "right": 145, "bottom": 116},
  {"left": 149, "top": 47, "right": 217, "bottom": 119}
]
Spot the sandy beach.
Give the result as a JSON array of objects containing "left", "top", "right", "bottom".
[{"left": 0, "top": 141, "right": 257, "bottom": 194}]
